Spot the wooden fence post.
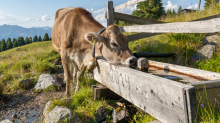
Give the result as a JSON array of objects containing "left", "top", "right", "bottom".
[{"left": 107, "top": 1, "right": 114, "bottom": 26}]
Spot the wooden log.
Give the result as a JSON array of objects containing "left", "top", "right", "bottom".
[
  {"left": 137, "top": 57, "right": 148, "bottom": 72},
  {"left": 106, "top": 1, "right": 114, "bottom": 26},
  {"left": 114, "top": 12, "right": 166, "bottom": 25},
  {"left": 127, "top": 33, "right": 162, "bottom": 42},
  {"left": 120, "top": 17, "right": 220, "bottom": 33},
  {"left": 93, "top": 59, "right": 195, "bottom": 123},
  {"left": 114, "top": 0, "right": 146, "bottom": 11},
  {"left": 148, "top": 60, "right": 220, "bottom": 80}
]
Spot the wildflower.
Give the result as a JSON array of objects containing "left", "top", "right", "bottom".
[{"left": 201, "top": 103, "right": 204, "bottom": 107}]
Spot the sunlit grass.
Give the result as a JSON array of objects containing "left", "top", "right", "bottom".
[{"left": 0, "top": 41, "right": 60, "bottom": 92}]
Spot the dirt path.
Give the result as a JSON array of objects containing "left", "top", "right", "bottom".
[{"left": 0, "top": 70, "right": 65, "bottom": 123}]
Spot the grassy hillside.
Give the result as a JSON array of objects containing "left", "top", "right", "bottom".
[
  {"left": 1, "top": 5, "right": 220, "bottom": 122},
  {"left": 0, "top": 41, "right": 60, "bottom": 92}
]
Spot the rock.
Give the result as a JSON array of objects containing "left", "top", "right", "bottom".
[
  {"left": 190, "top": 44, "right": 216, "bottom": 62},
  {"left": 44, "top": 106, "right": 82, "bottom": 123},
  {"left": 0, "top": 119, "right": 13, "bottom": 123},
  {"left": 43, "top": 101, "right": 53, "bottom": 117},
  {"left": 19, "top": 79, "right": 33, "bottom": 89},
  {"left": 7, "top": 81, "right": 10, "bottom": 86},
  {"left": 204, "top": 34, "right": 220, "bottom": 44},
  {"left": 112, "top": 102, "right": 129, "bottom": 123},
  {"left": 95, "top": 106, "right": 108, "bottom": 123},
  {"left": 34, "top": 74, "right": 61, "bottom": 90},
  {"left": 0, "top": 74, "right": 3, "bottom": 78}
]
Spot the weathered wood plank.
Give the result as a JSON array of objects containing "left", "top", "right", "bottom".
[
  {"left": 185, "top": 87, "right": 197, "bottom": 123},
  {"left": 148, "top": 120, "right": 162, "bottom": 123},
  {"left": 127, "top": 33, "right": 162, "bottom": 41},
  {"left": 93, "top": 59, "right": 194, "bottom": 123},
  {"left": 114, "top": 0, "right": 146, "bottom": 11},
  {"left": 192, "top": 79, "right": 220, "bottom": 109},
  {"left": 148, "top": 60, "right": 220, "bottom": 80},
  {"left": 106, "top": 1, "right": 114, "bottom": 26},
  {"left": 114, "top": 12, "right": 166, "bottom": 25},
  {"left": 120, "top": 17, "right": 220, "bottom": 33}
]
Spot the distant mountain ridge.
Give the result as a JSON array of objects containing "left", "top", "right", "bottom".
[{"left": 0, "top": 24, "right": 52, "bottom": 40}]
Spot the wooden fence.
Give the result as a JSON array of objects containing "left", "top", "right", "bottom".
[{"left": 92, "top": 1, "right": 220, "bottom": 123}]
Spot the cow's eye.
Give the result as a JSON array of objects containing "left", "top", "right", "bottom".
[{"left": 111, "top": 43, "right": 118, "bottom": 47}]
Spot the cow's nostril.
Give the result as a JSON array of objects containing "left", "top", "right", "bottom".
[{"left": 129, "top": 59, "right": 134, "bottom": 65}]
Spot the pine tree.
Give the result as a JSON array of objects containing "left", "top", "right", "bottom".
[
  {"left": 29, "top": 36, "right": 32, "bottom": 43},
  {"left": 1, "top": 39, "right": 6, "bottom": 51},
  {"left": 0, "top": 41, "right": 1, "bottom": 52},
  {"left": 177, "top": 6, "right": 182, "bottom": 15},
  {"left": 167, "top": 9, "right": 171, "bottom": 15},
  {"left": 12, "top": 38, "right": 18, "bottom": 48},
  {"left": 33, "top": 35, "right": 38, "bottom": 42},
  {"left": 18, "top": 37, "right": 23, "bottom": 46},
  {"left": 6, "top": 38, "right": 13, "bottom": 50},
  {"left": 25, "top": 37, "right": 30, "bottom": 44},
  {"left": 39, "top": 36, "right": 42, "bottom": 42},
  {"left": 132, "top": 0, "right": 165, "bottom": 19},
  {"left": 172, "top": 9, "right": 176, "bottom": 15},
  {"left": 204, "top": 0, "right": 213, "bottom": 9},
  {"left": 43, "top": 33, "right": 49, "bottom": 41},
  {"left": 49, "top": 37, "right": 52, "bottom": 41}
]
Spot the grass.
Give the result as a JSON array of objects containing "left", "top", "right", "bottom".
[{"left": 0, "top": 41, "right": 60, "bottom": 92}]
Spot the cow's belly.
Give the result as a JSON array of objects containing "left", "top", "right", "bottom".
[{"left": 69, "top": 52, "right": 92, "bottom": 68}]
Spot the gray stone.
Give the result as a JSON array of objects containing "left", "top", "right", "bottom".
[
  {"left": 0, "top": 74, "right": 4, "bottom": 78},
  {"left": 19, "top": 79, "right": 33, "bottom": 89},
  {"left": 204, "top": 34, "right": 220, "bottom": 44},
  {"left": 0, "top": 119, "right": 13, "bottom": 123},
  {"left": 95, "top": 106, "right": 108, "bottom": 123},
  {"left": 112, "top": 106, "right": 129, "bottom": 123},
  {"left": 43, "top": 101, "right": 53, "bottom": 117},
  {"left": 190, "top": 44, "right": 216, "bottom": 62},
  {"left": 34, "top": 74, "right": 61, "bottom": 90},
  {"left": 44, "top": 106, "right": 82, "bottom": 123},
  {"left": 7, "top": 81, "right": 10, "bottom": 86}
]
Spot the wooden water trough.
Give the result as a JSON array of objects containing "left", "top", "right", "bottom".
[
  {"left": 93, "top": 59, "right": 220, "bottom": 123},
  {"left": 102, "top": 0, "right": 220, "bottom": 122}
]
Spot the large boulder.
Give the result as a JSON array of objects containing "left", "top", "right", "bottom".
[
  {"left": 44, "top": 106, "right": 82, "bottom": 123},
  {"left": 34, "top": 74, "right": 61, "bottom": 91},
  {"left": 0, "top": 119, "right": 13, "bottom": 123}
]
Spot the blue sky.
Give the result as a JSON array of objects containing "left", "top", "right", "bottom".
[{"left": 0, "top": 0, "right": 205, "bottom": 28}]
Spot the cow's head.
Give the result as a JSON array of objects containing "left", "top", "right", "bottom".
[{"left": 85, "top": 24, "right": 137, "bottom": 67}]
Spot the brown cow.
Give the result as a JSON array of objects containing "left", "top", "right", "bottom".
[{"left": 52, "top": 7, "right": 137, "bottom": 96}]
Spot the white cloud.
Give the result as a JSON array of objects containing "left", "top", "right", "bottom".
[
  {"left": 95, "top": 13, "right": 105, "bottom": 22},
  {"left": 87, "top": 8, "right": 105, "bottom": 14},
  {"left": 41, "top": 15, "right": 52, "bottom": 21},
  {"left": 163, "top": 1, "right": 178, "bottom": 11},
  {"left": 116, "top": 4, "right": 137, "bottom": 15},
  {"left": 186, "top": 4, "right": 198, "bottom": 10},
  {"left": 0, "top": 12, "right": 19, "bottom": 21}
]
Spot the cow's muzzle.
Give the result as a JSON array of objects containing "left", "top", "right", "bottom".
[{"left": 125, "top": 56, "right": 137, "bottom": 67}]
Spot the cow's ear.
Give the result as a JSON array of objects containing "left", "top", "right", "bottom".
[{"left": 84, "top": 32, "right": 104, "bottom": 44}]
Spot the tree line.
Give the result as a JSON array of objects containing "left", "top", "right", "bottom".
[
  {"left": 0, "top": 33, "right": 51, "bottom": 52},
  {"left": 114, "top": 0, "right": 217, "bottom": 26}
]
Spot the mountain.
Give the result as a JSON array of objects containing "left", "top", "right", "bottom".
[{"left": 0, "top": 24, "right": 52, "bottom": 40}]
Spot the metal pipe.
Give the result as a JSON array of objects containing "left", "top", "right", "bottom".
[{"left": 133, "top": 53, "right": 175, "bottom": 58}]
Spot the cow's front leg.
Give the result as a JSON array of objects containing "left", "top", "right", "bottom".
[
  {"left": 72, "top": 62, "right": 78, "bottom": 94},
  {"left": 61, "top": 53, "right": 72, "bottom": 97},
  {"left": 75, "top": 71, "right": 82, "bottom": 93}
]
